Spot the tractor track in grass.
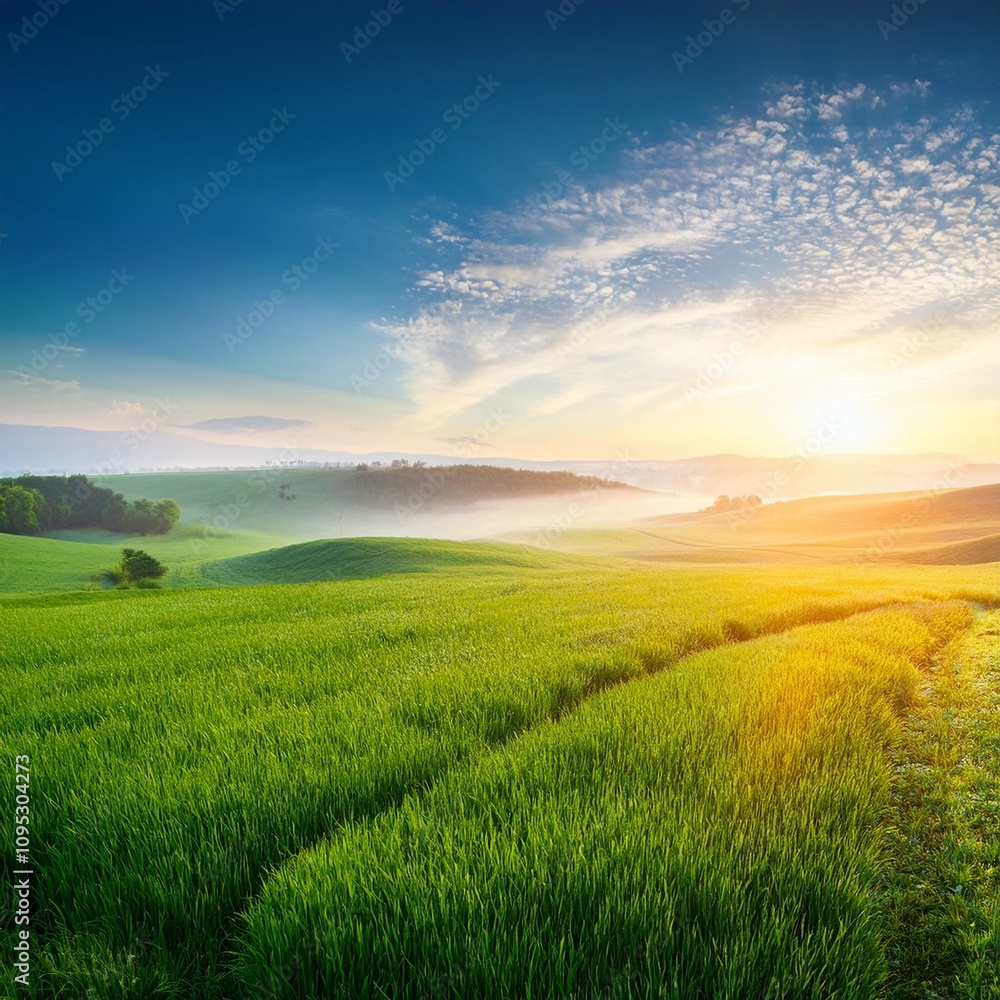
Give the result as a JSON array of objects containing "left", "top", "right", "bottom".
[
  {"left": 218, "top": 598, "right": 991, "bottom": 999},
  {"left": 232, "top": 600, "right": 987, "bottom": 1000},
  {"left": 17, "top": 593, "right": 996, "bottom": 1000}
]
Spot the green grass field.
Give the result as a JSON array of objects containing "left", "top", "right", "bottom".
[
  {"left": 1, "top": 479, "right": 998, "bottom": 998},
  {"left": 238, "top": 602, "right": 976, "bottom": 1000},
  {"left": 0, "top": 524, "right": 295, "bottom": 593}
]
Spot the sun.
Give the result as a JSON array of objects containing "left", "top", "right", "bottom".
[
  {"left": 798, "top": 398, "right": 889, "bottom": 455},
  {"left": 833, "top": 403, "right": 885, "bottom": 453}
]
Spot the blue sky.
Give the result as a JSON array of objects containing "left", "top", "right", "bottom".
[{"left": 1, "top": 1, "right": 998, "bottom": 461}]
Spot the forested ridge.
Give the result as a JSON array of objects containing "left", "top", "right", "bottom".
[{"left": 0, "top": 474, "right": 180, "bottom": 536}]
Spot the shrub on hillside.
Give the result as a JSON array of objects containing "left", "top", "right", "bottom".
[
  {"left": 121, "top": 548, "right": 167, "bottom": 583},
  {"left": 99, "top": 548, "right": 168, "bottom": 588}
]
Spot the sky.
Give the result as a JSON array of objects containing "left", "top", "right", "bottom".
[{"left": 1, "top": 0, "right": 998, "bottom": 463}]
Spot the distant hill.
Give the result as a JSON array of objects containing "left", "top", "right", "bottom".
[
  {"left": 591, "top": 453, "right": 1000, "bottom": 498},
  {"left": 344, "top": 465, "right": 634, "bottom": 509},
  {"left": 89, "top": 466, "right": 645, "bottom": 541},
  {"left": 4, "top": 423, "right": 998, "bottom": 501},
  {"left": 504, "top": 483, "right": 1000, "bottom": 567}
]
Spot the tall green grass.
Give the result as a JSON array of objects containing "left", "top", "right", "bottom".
[
  {"left": 1, "top": 559, "right": 996, "bottom": 996},
  {"left": 237, "top": 603, "right": 974, "bottom": 999}
]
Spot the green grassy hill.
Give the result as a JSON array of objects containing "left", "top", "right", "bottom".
[
  {"left": 201, "top": 536, "right": 586, "bottom": 586},
  {"left": 665, "top": 481, "right": 1000, "bottom": 540},
  {"left": 91, "top": 466, "right": 643, "bottom": 540},
  {"left": 93, "top": 468, "right": 351, "bottom": 538},
  {"left": 5, "top": 480, "right": 996, "bottom": 597},
  {"left": 0, "top": 523, "right": 294, "bottom": 594},
  {"left": 0, "top": 533, "right": 117, "bottom": 593},
  {"left": 0, "top": 526, "right": 594, "bottom": 595}
]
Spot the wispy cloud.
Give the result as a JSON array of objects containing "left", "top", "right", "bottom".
[
  {"left": 106, "top": 400, "right": 154, "bottom": 418},
  {"left": 1, "top": 370, "right": 81, "bottom": 392},
  {"left": 435, "top": 435, "right": 498, "bottom": 449},
  {"left": 376, "top": 80, "right": 999, "bottom": 432},
  {"left": 182, "top": 415, "right": 313, "bottom": 434}
]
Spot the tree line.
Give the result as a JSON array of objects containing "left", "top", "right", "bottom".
[
  {"left": 703, "top": 494, "right": 763, "bottom": 513},
  {"left": 348, "top": 463, "right": 634, "bottom": 507},
  {"left": 0, "top": 475, "right": 181, "bottom": 536}
]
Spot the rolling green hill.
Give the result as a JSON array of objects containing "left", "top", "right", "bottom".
[
  {"left": 92, "top": 468, "right": 351, "bottom": 538},
  {"left": 0, "top": 533, "right": 116, "bottom": 594},
  {"left": 91, "top": 466, "right": 642, "bottom": 540},
  {"left": 0, "top": 523, "right": 294, "bottom": 593},
  {"left": 0, "top": 526, "right": 593, "bottom": 595},
  {"left": 201, "top": 536, "right": 587, "bottom": 586},
  {"left": 5, "top": 480, "right": 997, "bottom": 597}
]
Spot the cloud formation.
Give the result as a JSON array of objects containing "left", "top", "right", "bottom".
[
  {"left": 106, "top": 400, "right": 154, "bottom": 418},
  {"left": 377, "top": 81, "right": 999, "bottom": 434},
  {"left": 1, "top": 370, "right": 81, "bottom": 392},
  {"left": 183, "top": 415, "right": 313, "bottom": 434}
]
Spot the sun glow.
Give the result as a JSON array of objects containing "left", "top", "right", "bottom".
[
  {"left": 793, "top": 398, "right": 889, "bottom": 456},
  {"left": 831, "top": 403, "right": 887, "bottom": 453}
]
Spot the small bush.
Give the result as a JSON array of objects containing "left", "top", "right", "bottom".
[
  {"left": 104, "top": 548, "right": 167, "bottom": 588},
  {"left": 121, "top": 548, "right": 166, "bottom": 582}
]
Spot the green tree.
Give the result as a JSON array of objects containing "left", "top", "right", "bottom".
[
  {"left": 101, "top": 494, "right": 129, "bottom": 532},
  {"left": 154, "top": 499, "right": 181, "bottom": 531},
  {"left": 0, "top": 485, "right": 43, "bottom": 535},
  {"left": 37, "top": 496, "right": 70, "bottom": 531},
  {"left": 119, "top": 548, "right": 166, "bottom": 584},
  {"left": 125, "top": 498, "right": 160, "bottom": 535}
]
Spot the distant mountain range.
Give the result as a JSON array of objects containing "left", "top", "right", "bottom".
[{"left": 1, "top": 423, "right": 997, "bottom": 500}]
